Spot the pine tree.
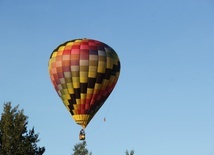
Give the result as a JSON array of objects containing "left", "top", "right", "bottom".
[
  {"left": 0, "top": 102, "right": 45, "bottom": 155},
  {"left": 72, "top": 141, "right": 92, "bottom": 155},
  {"left": 125, "top": 150, "right": 135, "bottom": 155}
]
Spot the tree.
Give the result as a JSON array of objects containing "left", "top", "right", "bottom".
[
  {"left": 0, "top": 102, "right": 45, "bottom": 155},
  {"left": 72, "top": 141, "right": 92, "bottom": 155},
  {"left": 125, "top": 150, "right": 135, "bottom": 155}
]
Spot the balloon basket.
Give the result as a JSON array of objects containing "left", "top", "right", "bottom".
[{"left": 79, "top": 129, "right": 86, "bottom": 140}]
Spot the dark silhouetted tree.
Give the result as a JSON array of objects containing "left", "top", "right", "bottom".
[
  {"left": 72, "top": 141, "right": 92, "bottom": 155},
  {"left": 0, "top": 102, "right": 45, "bottom": 155},
  {"left": 125, "top": 150, "right": 135, "bottom": 155}
]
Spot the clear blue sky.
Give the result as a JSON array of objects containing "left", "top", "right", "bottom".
[{"left": 1, "top": 0, "right": 214, "bottom": 154}]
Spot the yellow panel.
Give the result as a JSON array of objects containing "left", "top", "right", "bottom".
[
  {"left": 81, "top": 94, "right": 86, "bottom": 99},
  {"left": 71, "top": 71, "right": 79, "bottom": 77},
  {"left": 75, "top": 39, "right": 82, "bottom": 43},
  {"left": 72, "top": 77, "right": 80, "bottom": 88},
  {"left": 72, "top": 114, "right": 90, "bottom": 128},
  {"left": 73, "top": 104, "right": 77, "bottom": 110},
  {"left": 106, "top": 58, "right": 113, "bottom": 68},
  {"left": 52, "top": 52, "right": 58, "bottom": 58},
  {"left": 94, "top": 83, "right": 101, "bottom": 90},
  {"left": 76, "top": 99, "right": 80, "bottom": 104},
  {"left": 68, "top": 88, "right": 74, "bottom": 94},
  {"left": 72, "top": 76, "right": 80, "bottom": 80},
  {"left": 63, "top": 100, "right": 69, "bottom": 106},
  {"left": 65, "top": 94, "right": 71, "bottom": 100},
  {"left": 66, "top": 42, "right": 74, "bottom": 46},
  {"left": 80, "top": 66, "right": 88, "bottom": 71},
  {"left": 58, "top": 46, "right": 65, "bottom": 52},
  {"left": 61, "top": 95, "right": 66, "bottom": 100},
  {"left": 65, "top": 78, "right": 72, "bottom": 84},
  {"left": 72, "top": 110, "right": 76, "bottom": 115},
  {"left": 61, "top": 95, "right": 66, "bottom": 101},
  {"left": 66, "top": 82, "right": 73, "bottom": 87},
  {"left": 62, "top": 89, "right": 68, "bottom": 95},
  {"left": 88, "top": 72, "right": 97, "bottom": 78},
  {"left": 97, "top": 62, "right": 106, "bottom": 73},
  {"left": 73, "top": 83, "right": 80, "bottom": 89},
  {"left": 49, "top": 57, "right": 55, "bottom": 64},
  {"left": 89, "top": 65, "right": 97, "bottom": 71},
  {"left": 80, "top": 75, "right": 88, "bottom": 83},
  {"left": 80, "top": 72, "right": 88, "bottom": 77},
  {"left": 87, "top": 88, "right": 94, "bottom": 94}
]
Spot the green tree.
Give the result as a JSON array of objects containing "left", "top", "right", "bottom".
[
  {"left": 72, "top": 141, "right": 92, "bottom": 155},
  {"left": 125, "top": 150, "right": 135, "bottom": 155},
  {"left": 0, "top": 102, "right": 45, "bottom": 155}
]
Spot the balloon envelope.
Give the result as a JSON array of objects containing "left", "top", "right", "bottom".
[{"left": 48, "top": 38, "right": 120, "bottom": 128}]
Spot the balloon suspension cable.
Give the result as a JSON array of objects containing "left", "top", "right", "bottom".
[
  {"left": 87, "top": 103, "right": 112, "bottom": 136},
  {"left": 104, "top": 96, "right": 114, "bottom": 121}
]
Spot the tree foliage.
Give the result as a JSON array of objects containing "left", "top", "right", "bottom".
[
  {"left": 0, "top": 102, "right": 45, "bottom": 155},
  {"left": 72, "top": 141, "right": 92, "bottom": 155},
  {"left": 125, "top": 150, "right": 135, "bottom": 155}
]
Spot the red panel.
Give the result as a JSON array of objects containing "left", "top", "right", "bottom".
[
  {"left": 80, "top": 44, "right": 89, "bottom": 50},
  {"left": 70, "top": 60, "right": 79, "bottom": 65},
  {"left": 62, "top": 66, "right": 70, "bottom": 72},
  {"left": 70, "top": 54, "right": 79, "bottom": 60},
  {"left": 57, "top": 72, "right": 64, "bottom": 78},
  {"left": 63, "top": 49, "right": 71, "bottom": 55},
  {"left": 71, "top": 48, "right": 80, "bottom": 54},
  {"left": 80, "top": 50, "right": 89, "bottom": 60},
  {"left": 62, "top": 60, "right": 70, "bottom": 66},
  {"left": 72, "top": 45, "right": 80, "bottom": 49}
]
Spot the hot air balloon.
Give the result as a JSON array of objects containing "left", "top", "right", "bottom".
[{"left": 48, "top": 38, "right": 120, "bottom": 140}]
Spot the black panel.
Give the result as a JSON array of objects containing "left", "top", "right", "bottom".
[
  {"left": 80, "top": 83, "right": 87, "bottom": 94},
  {"left": 88, "top": 78, "right": 96, "bottom": 88},
  {"left": 74, "top": 88, "right": 80, "bottom": 99},
  {"left": 105, "top": 68, "right": 112, "bottom": 79},
  {"left": 96, "top": 73, "right": 104, "bottom": 84}
]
